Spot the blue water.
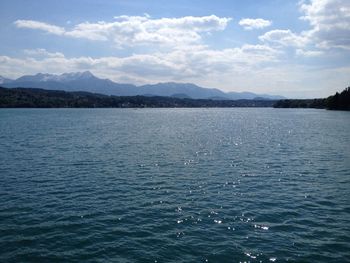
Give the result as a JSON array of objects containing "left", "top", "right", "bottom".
[{"left": 0, "top": 108, "right": 350, "bottom": 262}]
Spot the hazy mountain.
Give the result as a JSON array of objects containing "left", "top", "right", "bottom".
[
  {"left": 15, "top": 71, "right": 95, "bottom": 83},
  {"left": 139, "top": 82, "right": 227, "bottom": 99},
  {"left": 2, "top": 71, "right": 286, "bottom": 100},
  {"left": 0, "top": 76, "right": 13, "bottom": 84},
  {"left": 227, "top": 91, "right": 285, "bottom": 100},
  {"left": 5, "top": 71, "right": 138, "bottom": 96}
]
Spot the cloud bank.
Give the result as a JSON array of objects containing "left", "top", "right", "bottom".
[{"left": 15, "top": 15, "right": 231, "bottom": 47}]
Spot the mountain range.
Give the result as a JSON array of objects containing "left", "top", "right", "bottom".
[{"left": 0, "top": 71, "right": 286, "bottom": 100}]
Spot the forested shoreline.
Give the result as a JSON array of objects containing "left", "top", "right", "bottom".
[
  {"left": 0, "top": 87, "right": 275, "bottom": 108},
  {"left": 274, "top": 87, "right": 350, "bottom": 111},
  {"left": 1, "top": 86, "right": 349, "bottom": 110}
]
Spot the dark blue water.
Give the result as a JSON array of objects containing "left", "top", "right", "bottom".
[{"left": 1, "top": 108, "right": 349, "bottom": 262}]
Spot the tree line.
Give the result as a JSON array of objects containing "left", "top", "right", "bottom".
[
  {"left": 0, "top": 87, "right": 275, "bottom": 108},
  {"left": 1, "top": 86, "right": 349, "bottom": 110},
  {"left": 273, "top": 87, "right": 350, "bottom": 111}
]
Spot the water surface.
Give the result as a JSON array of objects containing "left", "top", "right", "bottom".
[{"left": 0, "top": 108, "right": 349, "bottom": 262}]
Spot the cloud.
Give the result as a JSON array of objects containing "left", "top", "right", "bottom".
[
  {"left": 23, "top": 48, "right": 65, "bottom": 58},
  {"left": 239, "top": 18, "right": 272, "bottom": 30},
  {"left": 260, "top": 0, "right": 350, "bottom": 50},
  {"left": 14, "top": 15, "right": 231, "bottom": 47},
  {"left": 0, "top": 43, "right": 279, "bottom": 85},
  {"left": 299, "top": 0, "right": 350, "bottom": 49},
  {"left": 295, "top": 49, "right": 323, "bottom": 57},
  {"left": 258, "top": 0, "right": 350, "bottom": 53},
  {"left": 259, "top": 29, "right": 309, "bottom": 47},
  {"left": 14, "top": 20, "right": 65, "bottom": 35}
]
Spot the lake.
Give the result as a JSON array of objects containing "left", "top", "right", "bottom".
[{"left": 0, "top": 108, "right": 349, "bottom": 262}]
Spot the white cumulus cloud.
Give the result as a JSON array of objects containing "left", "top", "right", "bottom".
[
  {"left": 259, "top": 29, "right": 309, "bottom": 47},
  {"left": 295, "top": 49, "right": 323, "bottom": 57},
  {"left": 260, "top": 0, "right": 350, "bottom": 50},
  {"left": 14, "top": 20, "right": 65, "bottom": 35},
  {"left": 23, "top": 48, "right": 65, "bottom": 58},
  {"left": 239, "top": 18, "right": 272, "bottom": 30},
  {"left": 299, "top": 0, "right": 350, "bottom": 49},
  {"left": 14, "top": 15, "right": 231, "bottom": 47}
]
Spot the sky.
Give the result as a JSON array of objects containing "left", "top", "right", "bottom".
[{"left": 0, "top": 0, "right": 349, "bottom": 98}]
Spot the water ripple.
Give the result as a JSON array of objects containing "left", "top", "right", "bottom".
[{"left": 0, "top": 108, "right": 349, "bottom": 262}]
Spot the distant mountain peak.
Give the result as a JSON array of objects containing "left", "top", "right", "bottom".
[
  {"left": 80, "top": 71, "right": 94, "bottom": 78},
  {"left": 13, "top": 71, "right": 97, "bottom": 83},
  {"left": 34, "top": 73, "right": 54, "bottom": 81},
  {"left": 59, "top": 71, "right": 95, "bottom": 81},
  {"left": 67, "top": 71, "right": 94, "bottom": 78}
]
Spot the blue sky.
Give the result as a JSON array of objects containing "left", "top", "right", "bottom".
[{"left": 0, "top": 0, "right": 349, "bottom": 98}]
